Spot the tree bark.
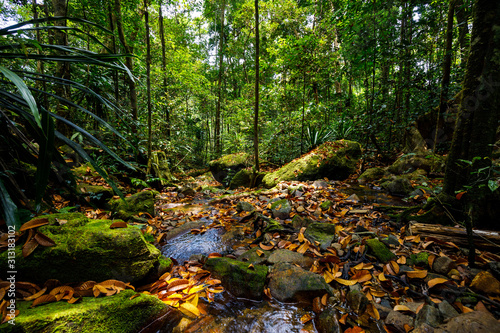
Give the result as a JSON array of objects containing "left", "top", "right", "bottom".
[
  {"left": 215, "top": 0, "right": 226, "bottom": 158},
  {"left": 144, "top": 0, "right": 152, "bottom": 174},
  {"left": 158, "top": 3, "right": 170, "bottom": 138},
  {"left": 253, "top": 0, "right": 260, "bottom": 174}
]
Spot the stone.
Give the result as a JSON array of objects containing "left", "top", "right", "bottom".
[
  {"left": 108, "top": 190, "right": 158, "bottom": 221},
  {"left": 267, "top": 249, "right": 315, "bottom": 269},
  {"left": 76, "top": 184, "right": 113, "bottom": 205},
  {"left": 365, "top": 238, "right": 396, "bottom": 263},
  {"left": 312, "top": 180, "right": 329, "bottom": 188},
  {"left": 304, "top": 222, "right": 337, "bottom": 251},
  {"left": 315, "top": 306, "right": 342, "bottom": 333},
  {"left": 381, "top": 176, "right": 413, "bottom": 196},
  {"left": 438, "top": 300, "right": 459, "bottom": 320},
  {"left": 150, "top": 151, "right": 175, "bottom": 185},
  {"left": 0, "top": 213, "right": 165, "bottom": 284},
  {"left": 385, "top": 310, "right": 414, "bottom": 332},
  {"left": 487, "top": 261, "right": 500, "bottom": 280},
  {"left": 268, "top": 263, "right": 335, "bottom": 302},
  {"left": 434, "top": 311, "right": 500, "bottom": 333},
  {"left": 229, "top": 168, "right": 252, "bottom": 189},
  {"left": 388, "top": 153, "right": 445, "bottom": 175},
  {"left": 178, "top": 186, "right": 196, "bottom": 197},
  {"left": 357, "top": 167, "right": 388, "bottom": 183},
  {"left": 0, "top": 290, "right": 181, "bottom": 333},
  {"left": 208, "top": 153, "right": 252, "bottom": 185},
  {"left": 237, "top": 247, "right": 271, "bottom": 265},
  {"left": 381, "top": 234, "right": 400, "bottom": 248},
  {"left": 374, "top": 304, "right": 392, "bottom": 320},
  {"left": 320, "top": 200, "right": 333, "bottom": 211},
  {"left": 204, "top": 257, "right": 267, "bottom": 300},
  {"left": 236, "top": 201, "right": 255, "bottom": 213},
  {"left": 432, "top": 256, "right": 456, "bottom": 275},
  {"left": 346, "top": 194, "right": 360, "bottom": 202},
  {"left": 262, "top": 140, "right": 362, "bottom": 188},
  {"left": 415, "top": 305, "right": 443, "bottom": 328},
  {"left": 270, "top": 199, "right": 292, "bottom": 220},
  {"left": 346, "top": 290, "right": 369, "bottom": 314},
  {"left": 470, "top": 271, "right": 500, "bottom": 295},
  {"left": 292, "top": 214, "right": 313, "bottom": 229}
]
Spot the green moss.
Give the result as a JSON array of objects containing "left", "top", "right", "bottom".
[
  {"left": 358, "top": 167, "right": 388, "bottom": 183},
  {"left": 0, "top": 213, "right": 161, "bottom": 284},
  {"left": 365, "top": 238, "right": 396, "bottom": 263},
  {"left": 0, "top": 290, "right": 175, "bottom": 333},
  {"left": 408, "top": 252, "right": 430, "bottom": 267},
  {"left": 229, "top": 168, "right": 252, "bottom": 189},
  {"left": 263, "top": 218, "right": 285, "bottom": 233},
  {"left": 304, "top": 222, "right": 337, "bottom": 250},
  {"left": 204, "top": 257, "right": 268, "bottom": 300},
  {"left": 108, "top": 190, "right": 158, "bottom": 220},
  {"left": 319, "top": 200, "right": 333, "bottom": 211}
]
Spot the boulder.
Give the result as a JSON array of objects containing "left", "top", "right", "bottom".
[
  {"left": 262, "top": 140, "right": 362, "bottom": 188},
  {"left": 204, "top": 257, "right": 267, "bottom": 300},
  {"left": 150, "top": 151, "right": 175, "bottom": 185},
  {"left": 108, "top": 190, "right": 157, "bottom": 221},
  {"left": 388, "top": 153, "right": 445, "bottom": 175},
  {"left": 267, "top": 263, "right": 335, "bottom": 302},
  {"left": 366, "top": 238, "right": 396, "bottom": 263},
  {"left": 76, "top": 184, "right": 113, "bottom": 205},
  {"left": 434, "top": 311, "right": 500, "bottom": 333},
  {"left": 0, "top": 290, "right": 181, "bottom": 333},
  {"left": 236, "top": 201, "right": 255, "bottom": 213},
  {"left": 267, "top": 249, "right": 315, "bottom": 269},
  {"left": 229, "top": 168, "right": 252, "bottom": 189},
  {"left": 237, "top": 247, "right": 271, "bottom": 265},
  {"left": 381, "top": 176, "right": 413, "bottom": 196},
  {"left": 358, "top": 167, "right": 389, "bottom": 183},
  {"left": 270, "top": 199, "right": 292, "bottom": 220},
  {"left": 0, "top": 213, "right": 166, "bottom": 284},
  {"left": 208, "top": 153, "right": 252, "bottom": 185},
  {"left": 304, "top": 222, "right": 337, "bottom": 251}
]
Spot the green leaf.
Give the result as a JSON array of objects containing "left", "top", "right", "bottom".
[
  {"left": 35, "top": 111, "right": 55, "bottom": 209},
  {"left": 0, "top": 178, "right": 21, "bottom": 230},
  {"left": 488, "top": 180, "right": 499, "bottom": 192},
  {"left": 0, "top": 65, "right": 41, "bottom": 129}
]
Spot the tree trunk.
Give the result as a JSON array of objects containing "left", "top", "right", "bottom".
[
  {"left": 215, "top": 0, "right": 226, "bottom": 158},
  {"left": 144, "top": 0, "right": 152, "bottom": 175},
  {"left": 253, "top": 0, "right": 260, "bottom": 174},
  {"left": 159, "top": 4, "right": 170, "bottom": 139},
  {"left": 455, "top": 0, "right": 470, "bottom": 67}
]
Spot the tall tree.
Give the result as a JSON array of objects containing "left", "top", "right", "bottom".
[
  {"left": 214, "top": 0, "right": 226, "bottom": 157},
  {"left": 158, "top": 1, "right": 170, "bottom": 138},
  {"left": 253, "top": 0, "right": 259, "bottom": 174},
  {"left": 145, "top": 0, "right": 152, "bottom": 174}
]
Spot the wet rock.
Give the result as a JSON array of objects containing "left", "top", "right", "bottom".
[
  {"left": 346, "top": 290, "right": 369, "bottom": 314},
  {"left": 434, "top": 311, "right": 500, "bottom": 333},
  {"left": 179, "top": 186, "right": 196, "bottom": 197},
  {"left": 0, "top": 290, "right": 180, "bottom": 333},
  {"left": 229, "top": 168, "right": 252, "bottom": 189},
  {"left": 262, "top": 140, "right": 362, "bottom": 188},
  {"left": 385, "top": 310, "right": 414, "bottom": 332},
  {"left": 313, "top": 180, "right": 329, "bottom": 188},
  {"left": 292, "top": 215, "right": 313, "bottom": 229},
  {"left": 331, "top": 243, "right": 344, "bottom": 256},
  {"left": 438, "top": 300, "right": 459, "bottom": 320},
  {"left": 487, "top": 261, "right": 500, "bottom": 280},
  {"left": 267, "top": 249, "right": 315, "bottom": 269},
  {"left": 315, "top": 306, "right": 342, "bottom": 333},
  {"left": 304, "top": 222, "right": 337, "bottom": 251},
  {"left": 270, "top": 199, "right": 292, "bottom": 220},
  {"left": 366, "top": 238, "right": 396, "bottom": 263},
  {"left": 236, "top": 201, "right": 255, "bottom": 213},
  {"left": 408, "top": 252, "right": 430, "bottom": 267},
  {"left": 108, "top": 190, "right": 158, "bottom": 221},
  {"left": 209, "top": 153, "right": 252, "bottom": 185},
  {"left": 381, "top": 176, "right": 413, "bottom": 196},
  {"left": 358, "top": 167, "right": 389, "bottom": 183},
  {"left": 320, "top": 200, "right": 333, "bottom": 211},
  {"left": 346, "top": 193, "right": 360, "bottom": 202},
  {"left": 415, "top": 304, "right": 443, "bottom": 328},
  {"left": 389, "top": 153, "right": 445, "bottom": 175},
  {"left": 470, "top": 271, "right": 500, "bottom": 295},
  {"left": 432, "top": 256, "right": 456, "bottom": 275},
  {"left": 0, "top": 213, "right": 165, "bottom": 284},
  {"left": 412, "top": 323, "right": 436, "bottom": 333},
  {"left": 381, "top": 234, "right": 400, "bottom": 248},
  {"left": 76, "top": 184, "right": 113, "bottom": 205},
  {"left": 296, "top": 205, "right": 306, "bottom": 213},
  {"left": 237, "top": 247, "right": 271, "bottom": 265},
  {"left": 374, "top": 304, "right": 392, "bottom": 320},
  {"left": 204, "top": 257, "right": 268, "bottom": 300},
  {"left": 268, "top": 263, "right": 335, "bottom": 302}
]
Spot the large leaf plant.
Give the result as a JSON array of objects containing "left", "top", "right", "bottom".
[{"left": 0, "top": 17, "right": 136, "bottom": 230}]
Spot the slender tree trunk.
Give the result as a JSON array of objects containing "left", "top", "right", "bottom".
[
  {"left": 300, "top": 70, "right": 306, "bottom": 155},
  {"left": 455, "top": 0, "right": 470, "bottom": 67},
  {"left": 253, "top": 0, "right": 260, "bottom": 174},
  {"left": 107, "top": 3, "right": 119, "bottom": 103},
  {"left": 215, "top": 0, "right": 226, "bottom": 157},
  {"left": 159, "top": 4, "right": 170, "bottom": 139},
  {"left": 114, "top": 0, "right": 138, "bottom": 134},
  {"left": 144, "top": 0, "right": 152, "bottom": 174}
]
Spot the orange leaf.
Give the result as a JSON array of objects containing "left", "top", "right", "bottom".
[
  {"left": 19, "top": 217, "right": 49, "bottom": 232},
  {"left": 300, "top": 313, "right": 312, "bottom": 324},
  {"left": 428, "top": 278, "right": 449, "bottom": 288},
  {"left": 31, "top": 294, "right": 57, "bottom": 307},
  {"left": 334, "top": 277, "right": 357, "bottom": 286},
  {"left": 345, "top": 326, "right": 365, "bottom": 333},
  {"left": 366, "top": 302, "right": 380, "bottom": 320},
  {"left": 22, "top": 238, "right": 39, "bottom": 258},
  {"left": 339, "top": 313, "right": 348, "bottom": 325},
  {"left": 24, "top": 287, "right": 47, "bottom": 301},
  {"left": 393, "top": 305, "right": 412, "bottom": 312},
  {"left": 406, "top": 270, "right": 428, "bottom": 279},
  {"left": 456, "top": 191, "right": 466, "bottom": 200},
  {"left": 110, "top": 221, "right": 128, "bottom": 229},
  {"left": 34, "top": 231, "right": 56, "bottom": 247},
  {"left": 259, "top": 243, "right": 274, "bottom": 251},
  {"left": 208, "top": 253, "right": 221, "bottom": 258}
]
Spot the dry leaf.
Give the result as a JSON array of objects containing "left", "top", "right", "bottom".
[
  {"left": 393, "top": 305, "right": 412, "bottom": 312},
  {"left": 259, "top": 243, "right": 274, "bottom": 251},
  {"left": 300, "top": 313, "right": 312, "bottom": 324},
  {"left": 19, "top": 217, "right": 49, "bottom": 232},
  {"left": 406, "top": 270, "right": 428, "bottom": 279},
  {"left": 334, "top": 277, "right": 357, "bottom": 286},
  {"left": 31, "top": 294, "right": 57, "bottom": 307},
  {"left": 428, "top": 278, "right": 449, "bottom": 288},
  {"left": 110, "top": 221, "right": 128, "bottom": 229},
  {"left": 34, "top": 231, "right": 56, "bottom": 247},
  {"left": 23, "top": 287, "right": 47, "bottom": 301},
  {"left": 22, "top": 238, "right": 39, "bottom": 258}
]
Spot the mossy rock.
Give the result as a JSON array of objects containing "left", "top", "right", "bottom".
[
  {"left": 270, "top": 199, "right": 292, "bottom": 220},
  {"left": 0, "top": 290, "right": 181, "bottom": 333},
  {"left": 408, "top": 252, "right": 430, "bottom": 267},
  {"left": 204, "top": 257, "right": 268, "bottom": 300},
  {"left": 229, "top": 168, "right": 252, "bottom": 189},
  {"left": 72, "top": 163, "right": 103, "bottom": 179},
  {"left": 365, "top": 238, "right": 396, "bottom": 263},
  {"left": 262, "top": 140, "right": 362, "bottom": 188},
  {"left": 76, "top": 184, "right": 114, "bottom": 205},
  {"left": 304, "top": 222, "right": 337, "bottom": 251},
  {"left": 388, "top": 153, "right": 445, "bottom": 175},
  {"left": 358, "top": 167, "right": 389, "bottom": 183},
  {"left": 0, "top": 213, "right": 164, "bottom": 284},
  {"left": 381, "top": 176, "right": 413, "bottom": 196},
  {"left": 108, "top": 190, "right": 158, "bottom": 221},
  {"left": 150, "top": 151, "right": 175, "bottom": 186},
  {"left": 319, "top": 200, "right": 333, "bottom": 211},
  {"left": 208, "top": 153, "right": 252, "bottom": 184}
]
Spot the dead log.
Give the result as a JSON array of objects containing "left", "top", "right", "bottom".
[{"left": 408, "top": 222, "right": 500, "bottom": 251}]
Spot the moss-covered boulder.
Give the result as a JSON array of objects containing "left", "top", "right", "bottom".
[
  {"left": 381, "top": 176, "right": 413, "bottom": 196},
  {"left": 0, "top": 290, "right": 181, "bottom": 333},
  {"left": 388, "top": 153, "right": 445, "bottom": 175},
  {"left": 0, "top": 213, "right": 166, "bottom": 284},
  {"left": 77, "top": 184, "right": 114, "bottom": 205},
  {"left": 108, "top": 190, "right": 158, "bottom": 221},
  {"left": 204, "top": 257, "right": 268, "bottom": 300},
  {"left": 150, "top": 151, "right": 176, "bottom": 186},
  {"left": 237, "top": 247, "right": 271, "bottom": 265},
  {"left": 270, "top": 199, "right": 292, "bottom": 220},
  {"left": 358, "top": 167, "right": 389, "bottom": 183},
  {"left": 229, "top": 168, "right": 252, "bottom": 189},
  {"left": 304, "top": 222, "right": 337, "bottom": 251},
  {"left": 268, "top": 263, "right": 335, "bottom": 302},
  {"left": 262, "top": 140, "right": 362, "bottom": 188},
  {"left": 209, "top": 153, "right": 252, "bottom": 185},
  {"left": 366, "top": 238, "right": 396, "bottom": 263}
]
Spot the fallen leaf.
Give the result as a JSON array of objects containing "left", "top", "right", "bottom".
[
  {"left": 180, "top": 302, "right": 200, "bottom": 317},
  {"left": 393, "top": 305, "right": 412, "bottom": 312},
  {"left": 19, "top": 217, "right": 49, "bottom": 232},
  {"left": 334, "top": 277, "right": 357, "bottom": 286},
  {"left": 110, "top": 221, "right": 128, "bottom": 229},
  {"left": 259, "top": 243, "right": 274, "bottom": 251},
  {"left": 34, "top": 231, "right": 56, "bottom": 247},
  {"left": 22, "top": 238, "right": 39, "bottom": 258},
  {"left": 406, "top": 270, "right": 428, "bottom": 279},
  {"left": 23, "top": 287, "right": 47, "bottom": 301},
  {"left": 428, "top": 278, "right": 449, "bottom": 288},
  {"left": 31, "top": 294, "right": 57, "bottom": 307},
  {"left": 300, "top": 313, "right": 312, "bottom": 324}
]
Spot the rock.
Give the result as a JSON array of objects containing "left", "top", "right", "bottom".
[
  {"left": 150, "top": 151, "right": 175, "bottom": 185},
  {"left": 0, "top": 213, "right": 165, "bottom": 284},
  {"left": 487, "top": 261, "right": 500, "bottom": 280},
  {"left": 270, "top": 199, "right": 292, "bottom": 220},
  {"left": 346, "top": 290, "right": 369, "bottom": 314},
  {"left": 262, "top": 140, "right": 362, "bottom": 188},
  {"left": 304, "top": 222, "right": 337, "bottom": 251},
  {"left": 237, "top": 247, "right": 271, "bottom": 265},
  {"left": 0, "top": 290, "right": 181, "bottom": 333},
  {"left": 331, "top": 243, "right": 344, "bottom": 256},
  {"left": 412, "top": 323, "right": 436, "bottom": 333},
  {"left": 315, "top": 306, "right": 342, "bottom": 333},
  {"left": 434, "top": 311, "right": 500, "bottom": 333},
  {"left": 432, "top": 256, "right": 457, "bottom": 275},
  {"left": 388, "top": 153, "right": 445, "bottom": 175},
  {"left": 374, "top": 304, "right": 392, "bottom": 320},
  {"left": 470, "top": 271, "right": 500, "bottom": 295},
  {"left": 268, "top": 263, "right": 335, "bottom": 302},
  {"left": 320, "top": 200, "right": 333, "bottom": 211},
  {"left": 267, "top": 249, "right": 315, "bottom": 269},
  {"left": 313, "top": 180, "right": 329, "bottom": 188},
  {"left": 408, "top": 252, "right": 430, "bottom": 267},
  {"left": 208, "top": 153, "right": 252, "bottom": 185},
  {"left": 385, "top": 310, "right": 414, "bottom": 332},
  {"left": 178, "top": 186, "right": 196, "bottom": 197},
  {"left": 76, "top": 184, "right": 113, "bottom": 205},
  {"left": 229, "top": 168, "right": 252, "bottom": 189},
  {"left": 381, "top": 176, "right": 413, "bottom": 196},
  {"left": 415, "top": 305, "right": 443, "bottom": 328},
  {"left": 365, "top": 238, "right": 396, "bottom": 263},
  {"left": 292, "top": 215, "right": 313, "bottom": 229},
  {"left": 403, "top": 126, "right": 428, "bottom": 153},
  {"left": 204, "top": 257, "right": 267, "bottom": 300},
  {"left": 438, "top": 300, "right": 459, "bottom": 320},
  {"left": 358, "top": 167, "right": 389, "bottom": 183},
  {"left": 296, "top": 205, "right": 305, "bottom": 213},
  {"left": 346, "top": 194, "right": 360, "bottom": 202},
  {"left": 236, "top": 201, "right": 255, "bottom": 213},
  {"left": 381, "top": 234, "right": 400, "bottom": 248},
  {"left": 108, "top": 190, "right": 158, "bottom": 221}
]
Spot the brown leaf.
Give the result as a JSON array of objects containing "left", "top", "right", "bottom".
[
  {"left": 259, "top": 243, "right": 274, "bottom": 251},
  {"left": 109, "top": 221, "right": 128, "bottom": 229},
  {"left": 312, "top": 297, "right": 323, "bottom": 314},
  {"left": 31, "top": 294, "right": 57, "bottom": 307},
  {"left": 300, "top": 313, "right": 312, "bottom": 324},
  {"left": 68, "top": 296, "right": 82, "bottom": 304},
  {"left": 19, "top": 217, "right": 49, "bottom": 232},
  {"left": 34, "top": 231, "right": 56, "bottom": 247},
  {"left": 428, "top": 278, "right": 449, "bottom": 288},
  {"left": 406, "top": 270, "right": 428, "bottom": 279},
  {"left": 22, "top": 237, "right": 39, "bottom": 258},
  {"left": 24, "top": 287, "right": 47, "bottom": 301}
]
